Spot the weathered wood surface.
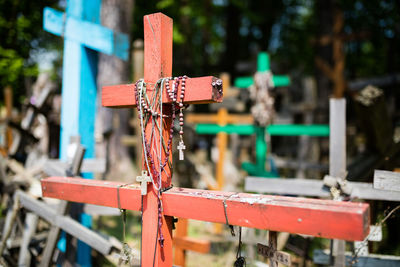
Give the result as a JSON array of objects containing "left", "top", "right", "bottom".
[
  {"left": 40, "top": 200, "right": 68, "bottom": 267},
  {"left": 102, "top": 76, "right": 223, "bottom": 108},
  {"left": 245, "top": 177, "right": 400, "bottom": 202},
  {"left": 140, "top": 13, "right": 174, "bottom": 267},
  {"left": 313, "top": 249, "right": 400, "bottom": 267},
  {"left": 374, "top": 170, "right": 400, "bottom": 192},
  {"left": 17, "top": 190, "right": 116, "bottom": 255},
  {"left": 18, "top": 213, "right": 38, "bottom": 266},
  {"left": 41, "top": 177, "right": 370, "bottom": 241},
  {"left": 43, "top": 158, "right": 106, "bottom": 176},
  {"left": 43, "top": 7, "right": 129, "bottom": 60}
]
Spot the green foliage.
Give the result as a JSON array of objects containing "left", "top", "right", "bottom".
[
  {"left": 132, "top": 0, "right": 285, "bottom": 77},
  {"left": 274, "top": 0, "right": 400, "bottom": 78},
  {"left": 0, "top": 0, "right": 59, "bottom": 106}
]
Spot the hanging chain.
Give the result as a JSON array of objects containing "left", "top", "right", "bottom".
[
  {"left": 234, "top": 226, "right": 246, "bottom": 267},
  {"left": 134, "top": 76, "right": 189, "bottom": 252},
  {"left": 117, "top": 184, "right": 134, "bottom": 266}
]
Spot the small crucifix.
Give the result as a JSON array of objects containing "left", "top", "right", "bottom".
[
  {"left": 177, "top": 141, "right": 186, "bottom": 161},
  {"left": 136, "top": 170, "right": 151, "bottom": 195}
]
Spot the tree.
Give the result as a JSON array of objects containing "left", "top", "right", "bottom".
[
  {"left": 0, "top": 0, "right": 59, "bottom": 106},
  {"left": 96, "top": 0, "right": 134, "bottom": 179}
]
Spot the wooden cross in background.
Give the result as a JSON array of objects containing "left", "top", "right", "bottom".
[
  {"left": 41, "top": 13, "right": 370, "bottom": 266},
  {"left": 43, "top": 2, "right": 129, "bottom": 264}
]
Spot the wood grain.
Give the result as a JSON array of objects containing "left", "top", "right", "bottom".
[{"left": 42, "top": 177, "right": 370, "bottom": 241}]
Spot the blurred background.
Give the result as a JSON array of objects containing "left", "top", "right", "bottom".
[{"left": 0, "top": 0, "right": 400, "bottom": 266}]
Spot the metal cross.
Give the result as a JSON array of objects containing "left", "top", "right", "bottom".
[
  {"left": 136, "top": 170, "right": 151, "bottom": 195},
  {"left": 177, "top": 140, "right": 186, "bottom": 160},
  {"left": 257, "top": 231, "right": 291, "bottom": 267}
]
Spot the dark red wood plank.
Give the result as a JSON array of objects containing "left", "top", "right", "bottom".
[
  {"left": 41, "top": 177, "right": 370, "bottom": 241},
  {"left": 102, "top": 76, "right": 223, "bottom": 108}
]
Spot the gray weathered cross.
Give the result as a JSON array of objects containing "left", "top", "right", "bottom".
[
  {"left": 257, "top": 231, "right": 291, "bottom": 267},
  {"left": 136, "top": 170, "right": 152, "bottom": 195}
]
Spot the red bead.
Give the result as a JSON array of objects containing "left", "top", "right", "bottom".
[{"left": 179, "top": 130, "right": 184, "bottom": 135}]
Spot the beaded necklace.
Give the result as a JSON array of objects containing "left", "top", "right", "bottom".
[{"left": 134, "top": 75, "right": 188, "bottom": 248}]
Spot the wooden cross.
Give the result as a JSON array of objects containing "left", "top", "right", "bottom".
[
  {"left": 229, "top": 52, "right": 329, "bottom": 177},
  {"left": 244, "top": 99, "right": 400, "bottom": 266},
  {"left": 136, "top": 170, "right": 152, "bottom": 195},
  {"left": 41, "top": 13, "right": 370, "bottom": 266},
  {"left": 43, "top": 1, "right": 129, "bottom": 264},
  {"left": 187, "top": 108, "right": 253, "bottom": 190},
  {"left": 234, "top": 52, "right": 290, "bottom": 89},
  {"left": 312, "top": 8, "right": 369, "bottom": 98},
  {"left": 197, "top": 122, "right": 329, "bottom": 177},
  {"left": 257, "top": 231, "right": 291, "bottom": 267}
]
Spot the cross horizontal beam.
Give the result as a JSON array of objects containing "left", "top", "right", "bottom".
[
  {"left": 196, "top": 124, "right": 330, "bottom": 136},
  {"left": 43, "top": 7, "right": 129, "bottom": 60},
  {"left": 186, "top": 113, "right": 254, "bottom": 124},
  {"left": 102, "top": 76, "right": 223, "bottom": 108},
  {"left": 234, "top": 75, "right": 290, "bottom": 88},
  {"left": 16, "top": 190, "right": 116, "bottom": 255},
  {"left": 245, "top": 177, "right": 400, "bottom": 202},
  {"left": 41, "top": 177, "right": 369, "bottom": 241}
]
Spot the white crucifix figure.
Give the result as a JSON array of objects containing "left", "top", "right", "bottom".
[
  {"left": 177, "top": 140, "right": 186, "bottom": 160},
  {"left": 136, "top": 170, "right": 151, "bottom": 195}
]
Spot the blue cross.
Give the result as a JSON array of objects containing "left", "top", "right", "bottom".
[{"left": 43, "top": 0, "right": 129, "bottom": 266}]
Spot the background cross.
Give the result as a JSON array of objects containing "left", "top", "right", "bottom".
[
  {"left": 42, "top": 0, "right": 129, "bottom": 265},
  {"left": 41, "top": 12, "right": 370, "bottom": 266},
  {"left": 234, "top": 52, "right": 290, "bottom": 89}
]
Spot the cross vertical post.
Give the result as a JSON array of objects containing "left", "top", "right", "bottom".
[
  {"left": 141, "top": 13, "right": 174, "bottom": 266},
  {"left": 234, "top": 52, "right": 291, "bottom": 177},
  {"left": 330, "top": 98, "right": 346, "bottom": 267}
]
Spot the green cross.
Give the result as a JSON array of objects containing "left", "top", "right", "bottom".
[
  {"left": 195, "top": 52, "right": 328, "bottom": 177},
  {"left": 234, "top": 52, "right": 290, "bottom": 88},
  {"left": 196, "top": 124, "right": 329, "bottom": 177}
]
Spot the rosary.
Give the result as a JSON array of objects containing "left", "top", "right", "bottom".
[{"left": 134, "top": 75, "right": 188, "bottom": 251}]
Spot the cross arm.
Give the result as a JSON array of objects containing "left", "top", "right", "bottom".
[
  {"left": 102, "top": 76, "right": 223, "bottom": 108},
  {"left": 43, "top": 7, "right": 129, "bottom": 60},
  {"left": 41, "top": 177, "right": 369, "bottom": 241},
  {"left": 196, "top": 124, "right": 330, "bottom": 136},
  {"left": 186, "top": 114, "right": 254, "bottom": 124},
  {"left": 234, "top": 75, "right": 290, "bottom": 89}
]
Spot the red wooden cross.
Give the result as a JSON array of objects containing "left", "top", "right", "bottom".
[{"left": 41, "top": 13, "right": 370, "bottom": 266}]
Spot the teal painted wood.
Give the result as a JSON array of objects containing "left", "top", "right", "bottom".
[
  {"left": 43, "top": 0, "right": 129, "bottom": 265},
  {"left": 234, "top": 52, "right": 290, "bottom": 88},
  {"left": 196, "top": 123, "right": 329, "bottom": 177},
  {"left": 43, "top": 7, "right": 129, "bottom": 60},
  {"left": 268, "top": 124, "right": 330, "bottom": 136},
  {"left": 196, "top": 124, "right": 255, "bottom": 135},
  {"left": 196, "top": 124, "right": 329, "bottom": 136},
  {"left": 257, "top": 52, "right": 270, "bottom": 72}
]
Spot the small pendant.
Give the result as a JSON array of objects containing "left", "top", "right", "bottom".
[
  {"left": 177, "top": 140, "right": 186, "bottom": 160},
  {"left": 136, "top": 170, "right": 151, "bottom": 195}
]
